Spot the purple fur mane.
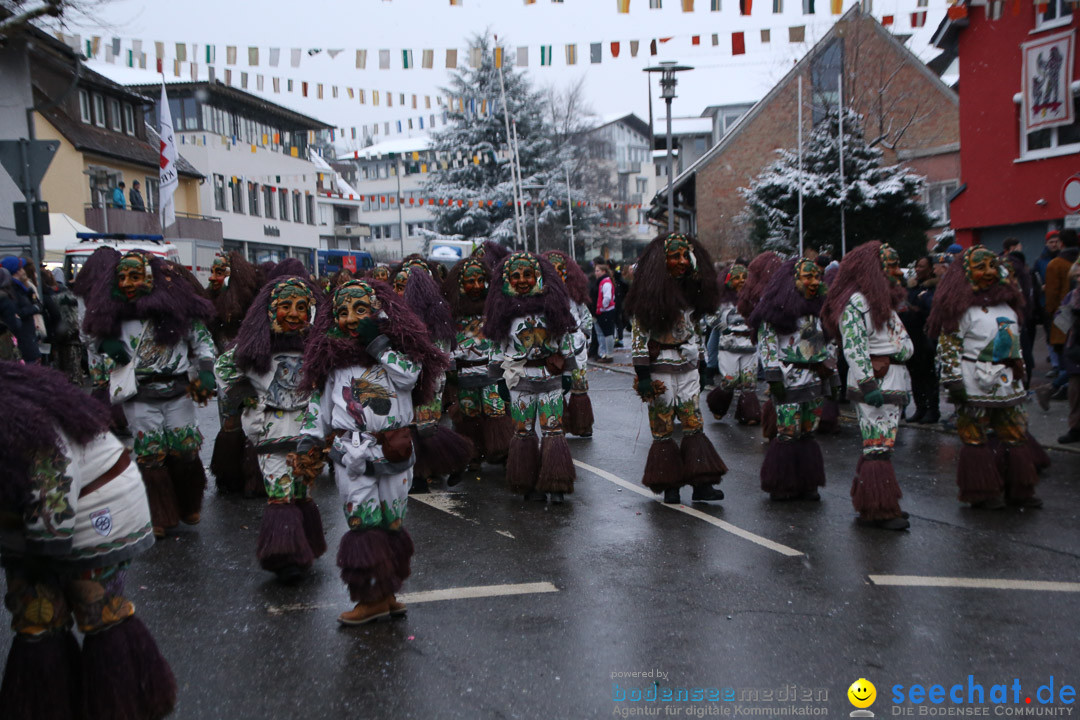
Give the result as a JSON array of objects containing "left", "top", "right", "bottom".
[
  {"left": 403, "top": 266, "right": 456, "bottom": 346},
  {"left": 77, "top": 249, "right": 214, "bottom": 345},
  {"left": 482, "top": 254, "right": 575, "bottom": 342},
  {"left": 231, "top": 274, "right": 325, "bottom": 375},
  {"left": 542, "top": 250, "right": 590, "bottom": 305},
  {"left": 737, "top": 251, "right": 783, "bottom": 320},
  {"left": 747, "top": 259, "right": 825, "bottom": 335},
  {"left": 301, "top": 281, "right": 449, "bottom": 405},
  {"left": 821, "top": 241, "right": 906, "bottom": 338},
  {"left": 926, "top": 252, "right": 1025, "bottom": 339},
  {"left": 209, "top": 250, "right": 259, "bottom": 329},
  {"left": 624, "top": 234, "right": 720, "bottom": 335},
  {"left": 478, "top": 240, "right": 510, "bottom": 271},
  {"left": 0, "top": 364, "right": 111, "bottom": 513}
]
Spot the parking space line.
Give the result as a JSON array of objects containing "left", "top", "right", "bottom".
[
  {"left": 266, "top": 581, "right": 558, "bottom": 616},
  {"left": 869, "top": 575, "right": 1080, "bottom": 592},
  {"left": 573, "top": 460, "right": 804, "bottom": 558}
]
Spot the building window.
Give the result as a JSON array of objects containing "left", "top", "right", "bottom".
[
  {"left": 123, "top": 104, "right": 135, "bottom": 135},
  {"left": 109, "top": 99, "right": 121, "bottom": 131},
  {"left": 306, "top": 194, "right": 315, "bottom": 225},
  {"left": 79, "top": 90, "right": 91, "bottom": 123},
  {"left": 811, "top": 39, "right": 843, "bottom": 125},
  {"left": 213, "top": 174, "right": 227, "bottom": 212},
  {"left": 279, "top": 188, "right": 289, "bottom": 221},
  {"left": 293, "top": 191, "right": 302, "bottom": 222},
  {"left": 263, "top": 186, "right": 275, "bottom": 219},
  {"left": 925, "top": 181, "right": 959, "bottom": 226},
  {"left": 144, "top": 177, "right": 159, "bottom": 215},
  {"left": 1036, "top": 0, "right": 1073, "bottom": 31},
  {"left": 93, "top": 94, "right": 106, "bottom": 128},
  {"left": 248, "top": 182, "right": 260, "bottom": 217},
  {"left": 231, "top": 178, "right": 244, "bottom": 214},
  {"left": 1022, "top": 97, "right": 1080, "bottom": 159}
]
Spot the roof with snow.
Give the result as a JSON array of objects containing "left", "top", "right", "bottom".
[
  {"left": 340, "top": 136, "right": 433, "bottom": 160},
  {"left": 589, "top": 112, "right": 652, "bottom": 138},
  {"left": 309, "top": 149, "right": 360, "bottom": 197},
  {"left": 651, "top": 116, "right": 713, "bottom": 137}
]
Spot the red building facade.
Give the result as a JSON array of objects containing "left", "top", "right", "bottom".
[{"left": 935, "top": 0, "right": 1080, "bottom": 251}]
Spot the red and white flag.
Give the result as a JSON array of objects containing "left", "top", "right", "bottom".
[{"left": 159, "top": 79, "right": 178, "bottom": 229}]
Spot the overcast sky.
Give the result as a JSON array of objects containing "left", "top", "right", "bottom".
[{"left": 65, "top": 0, "right": 948, "bottom": 146}]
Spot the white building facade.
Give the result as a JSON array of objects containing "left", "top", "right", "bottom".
[{"left": 129, "top": 80, "right": 332, "bottom": 268}]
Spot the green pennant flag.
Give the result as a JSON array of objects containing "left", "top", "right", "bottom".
[{"left": 540, "top": 45, "right": 553, "bottom": 66}]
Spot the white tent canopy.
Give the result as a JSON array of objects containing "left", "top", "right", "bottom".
[{"left": 42, "top": 213, "right": 95, "bottom": 262}]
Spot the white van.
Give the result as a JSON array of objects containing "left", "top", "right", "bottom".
[{"left": 64, "top": 234, "right": 182, "bottom": 284}]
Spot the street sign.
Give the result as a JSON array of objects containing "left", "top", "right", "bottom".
[
  {"left": 13, "top": 201, "right": 49, "bottom": 237},
  {"left": 1062, "top": 173, "right": 1080, "bottom": 213},
  {"left": 1064, "top": 214, "right": 1080, "bottom": 229},
  {"left": 0, "top": 139, "right": 60, "bottom": 190}
]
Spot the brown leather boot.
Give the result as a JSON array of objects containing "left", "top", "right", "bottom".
[
  {"left": 338, "top": 598, "right": 391, "bottom": 626},
  {"left": 387, "top": 596, "right": 407, "bottom": 617}
]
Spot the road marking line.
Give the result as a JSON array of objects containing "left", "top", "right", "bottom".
[
  {"left": 409, "top": 491, "right": 516, "bottom": 539},
  {"left": 409, "top": 491, "right": 478, "bottom": 524},
  {"left": 265, "top": 581, "right": 558, "bottom": 615},
  {"left": 573, "top": 460, "right": 803, "bottom": 557},
  {"left": 869, "top": 575, "right": 1080, "bottom": 592}
]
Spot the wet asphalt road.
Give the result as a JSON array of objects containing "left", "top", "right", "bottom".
[{"left": 3, "top": 368, "right": 1080, "bottom": 720}]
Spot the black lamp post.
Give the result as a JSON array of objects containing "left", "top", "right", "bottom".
[{"left": 644, "top": 61, "right": 692, "bottom": 233}]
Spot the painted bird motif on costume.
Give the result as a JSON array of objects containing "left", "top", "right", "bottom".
[
  {"left": 980, "top": 317, "right": 1020, "bottom": 363},
  {"left": 341, "top": 367, "right": 393, "bottom": 428}
]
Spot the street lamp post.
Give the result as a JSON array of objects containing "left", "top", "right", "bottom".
[{"left": 644, "top": 61, "right": 692, "bottom": 233}]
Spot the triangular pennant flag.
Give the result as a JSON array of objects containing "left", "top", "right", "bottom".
[
  {"left": 618, "top": 0, "right": 631, "bottom": 10},
  {"left": 423, "top": 49, "right": 434, "bottom": 68},
  {"left": 446, "top": 48, "right": 458, "bottom": 68},
  {"left": 566, "top": 44, "right": 577, "bottom": 65},
  {"left": 650, "top": 39, "right": 657, "bottom": 55},
  {"left": 470, "top": 47, "right": 482, "bottom": 67},
  {"left": 591, "top": 42, "right": 602, "bottom": 63},
  {"left": 356, "top": 49, "right": 367, "bottom": 68},
  {"left": 379, "top": 49, "right": 390, "bottom": 69},
  {"left": 541, "top": 45, "right": 553, "bottom": 65},
  {"left": 611, "top": 41, "right": 621, "bottom": 57},
  {"left": 248, "top": 47, "right": 259, "bottom": 66},
  {"left": 831, "top": 0, "right": 842, "bottom": 13},
  {"left": 517, "top": 46, "right": 529, "bottom": 66},
  {"left": 269, "top": 48, "right": 280, "bottom": 67},
  {"left": 328, "top": 49, "right": 342, "bottom": 59},
  {"left": 682, "top": 0, "right": 694, "bottom": 8},
  {"left": 761, "top": 28, "right": 771, "bottom": 42},
  {"left": 692, "top": 35, "right": 701, "bottom": 45},
  {"left": 740, "top": 0, "right": 752, "bottom": 13},
  {"left": 291, "top": 48, "right": 301, "bottom": 67},
  {"left": 630, "top": 40, "right": 640, "bottom": 56},
  {"left": 789, "top": 25, "right": 806, "bottom": 41},
  {"left": 226, "top": 45, "right": 237, "bottom": 65},
  {"left": 403, "top": 49, "right": 413, "bottom": 69}
]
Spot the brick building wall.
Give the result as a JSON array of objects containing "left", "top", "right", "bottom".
[{"left": 691, "top": 10, "right": 959, "bottom": 261}]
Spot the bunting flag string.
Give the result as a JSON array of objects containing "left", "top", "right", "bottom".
[{"left": 70, "top": 4, "right": 943, "bottom": 81}]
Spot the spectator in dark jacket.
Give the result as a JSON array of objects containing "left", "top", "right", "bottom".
[
  {"left": 0, "top": 256, "right": 41, "bottom": 362},
  {"left": 900, "top": 255, "right": 940, "bottom": 423},
  {"left": 1003, "top": 238, "right": 1037, "bottom": 385},
  {"left": 129, "top": 179, "right": 146, "bottom": 212},
  {"left": 0, "top": 268, "right": 22, "bottom": 361}
]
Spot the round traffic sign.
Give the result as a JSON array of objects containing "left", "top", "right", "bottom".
[{"left": 1063, "top": 174, "right": 1080, "bottom": 213}]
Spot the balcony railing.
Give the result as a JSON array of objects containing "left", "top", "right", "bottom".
[
  {"left": 84, "top": 206, "right": 223, "bottom": 242},
  {"left": 617, "top": 161, "right": 642, "bottom": 175}
]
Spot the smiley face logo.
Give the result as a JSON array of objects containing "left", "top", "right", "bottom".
[{"left": 848, "top": 678, "right": 876, "bottom": 709}]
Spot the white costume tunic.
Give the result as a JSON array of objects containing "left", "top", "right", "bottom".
[
  {"left": 300, "top": 336, "right": 420, "bottom": 529},
  {"left": 714, "top": 301, "right": 756, "bottom": 389},
  {"left": 937, "top": 304, "right": 1026, "bottom": 408}
]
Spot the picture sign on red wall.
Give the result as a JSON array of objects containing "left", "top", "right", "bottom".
[{"left": 1022, "top": 29, "right": 1076, "bottom": 132}]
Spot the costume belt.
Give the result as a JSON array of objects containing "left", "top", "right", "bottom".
[{"left": 79, "top": 452, "right": 132, "bottom": 499}]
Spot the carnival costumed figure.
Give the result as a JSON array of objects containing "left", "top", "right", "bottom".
[
  {"left": 822, "top": 242, "right": 913, "bottom": 529},
  {"left": 400, "top": 262, "right": 474, "bottom": 493},
  {"left": 543, "top": 249, "right": 596, "bottom": 437},
  {"left": 205, "top": 251, "right": 264, "bottom": 496},
  {"left": 624, "top": 233, "right": 727, "bottom": 505},
  {"left": 927, "top": 246, "right": 1042, "bottom": 510},
  {"left": 0, "top": 364, "right": 176, "bottom": 720},
  {"left": 295, "top": 280, "right": 447, "bottom": 625},
  {"left": 82, "top": 250, "right": 216, "bottom": 537},
  {"left": 484, "top": 252, "right": 578, "bottom": 503},
  {"left": 443, "top": 251, "right": 513, "bottom": 468},
  {"left": 749, "top": 258, "right": 833, "bottom": 501},
  {"left": 370, "top": 265, "right": 391, "bottom": 284},
  {"left": 215, "top": 274, "right": 329, "bottom": 582},
  {"left": 738, "top": 251, "right": 784, "bottom": 438},
  {"left": 705, "top": 263, "right": 761, "bottom": 425}
]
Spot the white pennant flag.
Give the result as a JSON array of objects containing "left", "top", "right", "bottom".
[{"left": 158, "top": 80, "right": 178, "bottom": 229}]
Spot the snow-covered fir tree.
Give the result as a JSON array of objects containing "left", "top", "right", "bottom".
[
  {"left": 739, "top": 108, "right": 931, "bottom": 261},
  {"left": 425, "top": 34, "right": 599, "bottom": 251}
]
